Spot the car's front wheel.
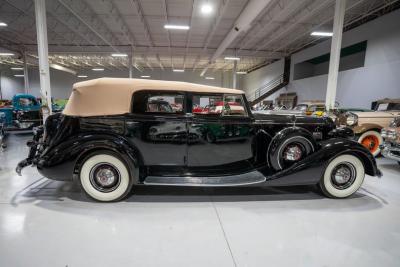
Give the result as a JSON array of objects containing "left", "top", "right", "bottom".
[
  {"left": 79, "top": 152, "right": 133, "bottom": 202},
  {"left": 319, "top": 154, "right": 365, "bottom": 198}
]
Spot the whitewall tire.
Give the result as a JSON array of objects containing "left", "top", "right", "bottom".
[
  {"left": 80, "top": 153, "right": 132, "bottom": 202},
  {"left": 357, "top": 130, "right": 383, "bottom": 157},
  {"left": 320, "top": 154, "right": 365, "bottom": 198}
]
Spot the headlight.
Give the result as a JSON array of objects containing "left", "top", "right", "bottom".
[
  {"left": 346, "top": 113, "right": 358, "bottom": 126},
  {"left": 387, "top": 130, "right": 397, "bottom": 140},
  {"left": 381, "top": 129, "right": 387, "bottom": 138}
]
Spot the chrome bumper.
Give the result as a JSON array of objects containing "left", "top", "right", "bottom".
[{"left": 380, "top": 142, "right": 400, "bottom": 162}]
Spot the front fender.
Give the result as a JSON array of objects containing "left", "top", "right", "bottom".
[
  {"left": 261, "top": 137, "right": 381, "bottom": 186},
  {"left": 37, "top": 133, "right": 143, "bottom": 182}
]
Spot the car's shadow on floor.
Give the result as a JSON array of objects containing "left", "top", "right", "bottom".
[{"left": 11, "top": 178, "right": 386, "bottom": 213}]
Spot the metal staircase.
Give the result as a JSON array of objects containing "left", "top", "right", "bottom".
[{"left": 248, "top": 57, "right": 290, "bottom": 106}]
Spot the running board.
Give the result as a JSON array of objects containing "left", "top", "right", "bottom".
[{"left": 144, "top": 171, "right": 266, "bottom": 186}]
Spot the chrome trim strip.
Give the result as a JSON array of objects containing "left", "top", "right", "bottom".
[{"left": 144, "top": 170, "right": 266, "bottom": 186}]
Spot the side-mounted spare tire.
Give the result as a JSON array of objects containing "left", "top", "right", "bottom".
[{"left": 268, "top": 127, "right": 317, "bottom": 171}]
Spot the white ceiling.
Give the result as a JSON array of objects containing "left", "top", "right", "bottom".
[{"left": 0, "top": 0, "right": 399, "bottom": 74}]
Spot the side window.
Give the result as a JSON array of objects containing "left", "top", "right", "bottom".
[
  {"left": 192, "top": 94, "right": 223, "bottom": 116},
  {"left": 132, "top": 91, "right": 184, "bottom": 114},
  {"left": 191, "top": 94, "right": 248, "bottom": 117},
  {"left": 222, "top": 94, "right": 248, "bottom": 116}
]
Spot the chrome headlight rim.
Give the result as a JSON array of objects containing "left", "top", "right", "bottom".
[{"left": 345, "top": 112, "right": 358, "bottom": 126}]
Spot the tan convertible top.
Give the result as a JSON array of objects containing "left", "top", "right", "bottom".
[{"left": 63, "top": 78, "right": 244, "bottom": 117}]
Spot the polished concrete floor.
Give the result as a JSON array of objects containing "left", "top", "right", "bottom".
[{"left": 1, "top": 133, "right": 400, "bottom": 267}]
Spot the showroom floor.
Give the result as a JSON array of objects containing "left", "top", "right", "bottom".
[{"left": 1, "top": 134, "right": 400, "bottom": 267}]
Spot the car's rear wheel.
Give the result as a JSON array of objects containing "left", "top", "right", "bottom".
[
  {"left": 79, "top": 152, "right": 132, "bottom": 202},
  {"left": 319, "top": 154, "right": 365, "bottom": 198},
  {"left": 358, "top": 130, "right": 382, "bottom": 157}
]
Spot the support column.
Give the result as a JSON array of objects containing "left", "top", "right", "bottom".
[
  {"left": 34, "top": 0, "right": 52, "bottom": 120},
  {"left": 23, "top": 51, "right": 29, "bottom": 94},
  {"left": 128, "top": 51, "right": 133, "bottom": 78},
  {"left": 232, "top": 60, "right": 237, "bottom": 89},
  {"left": 325, "top": 0, "right": 346, "bottom": 111}
]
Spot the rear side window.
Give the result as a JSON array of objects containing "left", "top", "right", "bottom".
[
  {"left": 191, "top": 94, "right": 248, "bottom": 117},
  {"left": 131, "top": 91, "right": 184, "bottom": 114}
]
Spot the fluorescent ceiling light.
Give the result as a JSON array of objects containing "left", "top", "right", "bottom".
[
  {"left": 173, "top": 69, "right": 185, "bottom": 72},
  {"left": 0, "top": 22, "right": 7, "bottom": 27},
  {"left": 50, "top": 64, "right": 77, "bottom": 75},
  {"left": 224, "top": 56, "right": 240, "bottom": 61},
  {"left": 14, "top": 74, "right": 24, "bottom": 77},
  {"left": 92, "top": 68, "right": 104, "bottom": 71},
  {"left": 11, "top": 67, "right": 24, "bottom": 70},
  {"left": 201, "top": 3, "right": 213, "bottom": 15},
  {"left": 77, "top": 75, "right": 88, "bottom": 78},
  {"left": 205, "top": 77, "right": 215, "bottom": 80},
  {"left": 311, "top": 31, "right": 333, "bottom": 37},
  {"left": 0, "top": 53, "right": 14, "bottom": 56},
  {"left": 111, "top": 53, "right": 128, "bottom": 57},
  {"left": 236, "top": 71, "right": 247, "bottom": 74},
  {"left": 164, "top": 25, "right": 190, "bottom": 30},
  {"left": 141, "top": 75, "right": 151, "bottom": 78}
]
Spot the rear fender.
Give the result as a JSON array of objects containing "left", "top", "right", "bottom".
[{"left": 38, "top": 134, "right": 144, "bottom": 182}]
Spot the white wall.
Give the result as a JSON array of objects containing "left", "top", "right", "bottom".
[
  {"left": 241, "top": 58, "right": 284, "bottom": 100},
  {"left": 0, "top": 67, "right": 240, "bottom": 100},
  {"left": 286, "top": 8, "right": 400, "bottom": 108},
  {"left": 0, "top": 72, "right": 24, "bottom": 99}
]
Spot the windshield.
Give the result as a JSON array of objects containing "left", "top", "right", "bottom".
[
  {"left": 293, "top": 104, "right": 307, "bottom": 111},
  {"left": 18, "top": 97, "right": 38, "bottom": 107},
  {"left": 376, "top": 103, "right": 400, "bottom": 111}
]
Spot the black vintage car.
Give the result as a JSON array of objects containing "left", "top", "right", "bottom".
[{"left": 17, "top": 78, "right": 381, "bottom": 202}]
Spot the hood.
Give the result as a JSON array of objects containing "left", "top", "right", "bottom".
[
  {"left": 253, "top": 112, "right": 333, "bottom": 125},
  {"left": 352, "top": 111, "right": 400, "bottom": 118}
]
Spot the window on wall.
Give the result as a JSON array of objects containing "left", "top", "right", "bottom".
[
  {"left": 131, "top": 91, "right": 184, "bottom": 114},
  {"left": 293, "top": 41, "right": 367, "bottom": 80}
]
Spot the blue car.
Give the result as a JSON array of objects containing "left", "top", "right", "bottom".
[{"left": 0, "top": 94, "right": 42, "bottom": 131}]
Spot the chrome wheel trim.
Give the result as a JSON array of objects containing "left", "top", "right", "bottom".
[
  {"left": 330, "top": 162, "right": 357, "bottom": 190},
  {"left": 89, "top": 163, "right": 121, "bottom": 193}
]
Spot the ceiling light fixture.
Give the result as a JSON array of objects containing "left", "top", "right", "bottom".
[
  {"left": 201, "top": 3, "right": 213, "bottom": 15},
  {"left": 141, "top": 75, "right": 151, "bottom": 78},
  {"left": 173, "top": 69, "right": 185, "bottom": 72},
  {"left": 311, "top": 31, "right": 333, "bottom": 37},
  {"left": 224, "top": 56, "right": 240, "bottom": 61},
  {"left": 77, "top": 75, "right": 88, "bottom": 78},
  {"left": 11, "top": 67, "right": 24, "bottom": 70},
  {"left": 0, "top": 53, "right": 14, "bottom": 56},
  {"left": 236, "top": 71, "right": 247, "bottom": 74},
  {"left": 164, "top": 25, "right": 190, "bottom": 30},
  {"left": 0, "top": 22, "right": 7, "bottom": 27},
  {"left": 205, "top": 77, "right": 215, "bottom": 80},
  {"left": 92, "top": 68, "right": 104, "bottom": 71},
  {"left": 14, "top": 74, "right": 24, "bottom": 77},
  {"left": 111, "top": 53, "right": 128, "bottom": 57}
]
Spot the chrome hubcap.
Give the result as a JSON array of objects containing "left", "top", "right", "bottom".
[
  {"left": 283, "top": 145, "right": 303, "bottom": 161},
  {"left": 331, "top": 162, "right": 357, "bottom": 190},
  {"left": 89, "top": 163, "right": 121, "bottom": 193},
  {"left": 96, "top": 168, "right": 116, "bottom": 187}
]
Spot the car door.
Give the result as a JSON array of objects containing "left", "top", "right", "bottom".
[
  {"left": 187, "top": 93, "right": 254, "bottom": 167},
  {"left": 125, "top": 90, "right": 188, "bottom": 166}
]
